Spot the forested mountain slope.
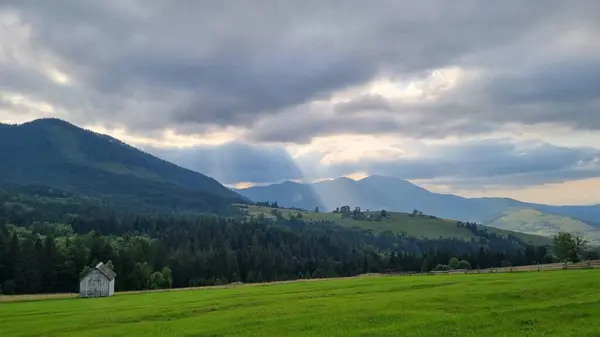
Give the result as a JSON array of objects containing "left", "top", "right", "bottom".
[{"left": 0, "top": 119, "right": 246, "bottom": 213}]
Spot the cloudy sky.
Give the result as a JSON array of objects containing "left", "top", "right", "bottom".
[{"left": 1, "top": 0, "right": 599, "bottom": 205}]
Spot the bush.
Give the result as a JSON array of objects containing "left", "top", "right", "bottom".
[
  {"left": 456, "top": 260, "right": 472, "bottom": 270},
  {"left": 434, "top": 264, "right": 450, "bottom": 271}
]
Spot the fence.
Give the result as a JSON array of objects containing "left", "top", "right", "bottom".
[
  {"left": 386, "top": 259, "right": 600, "bottom": 276},
  {"left": 468, "top": 259, "right": 600, "bottom": 274}
]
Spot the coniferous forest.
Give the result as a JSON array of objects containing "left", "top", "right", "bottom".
[{"left": 0, "top": 190, "right": 555, "bottom": 295}]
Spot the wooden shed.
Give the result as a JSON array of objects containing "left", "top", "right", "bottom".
[{"left": 79, "top": 262, "right": 117, "bottom": 298}]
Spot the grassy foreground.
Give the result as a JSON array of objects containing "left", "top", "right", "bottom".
[{"left": 2, "top": 270, "right": 599, "bottom": 337}]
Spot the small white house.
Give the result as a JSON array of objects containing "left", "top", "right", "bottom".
[{"left": 79, "top": 262, "right": 117, "bottom": 298}]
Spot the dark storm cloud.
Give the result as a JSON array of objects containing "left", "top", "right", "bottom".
[
  {"left": 2, "top": 0, "right": 598, "bottom": 139},
  {"left": 249, "top": 111, "right": 414, "bottom": 144},
  {"left": 145, "top": 142, "right": 304, "bottom": 185},
  {"left": 250, "top": 56, "right": 600, "bottom": 143},
  {"left": 490, "top": 59, "right": 600, "bottom": 105},
  {"left": 248, "top": 104, "right": 498, "bottom": 143},
  {"left": 478, "top": 58, "right": 600, "bottom": 131}
]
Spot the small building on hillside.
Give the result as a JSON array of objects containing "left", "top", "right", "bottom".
[
  {"left": 79, "top": 262, "right": 117, "bottom": 298},
  {"left": 340, "top": 206, "right": 351, "bottom": 213}
]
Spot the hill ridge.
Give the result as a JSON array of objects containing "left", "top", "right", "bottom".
[{"left": 0, "top": 118, "right": 247, "bottom": 212}]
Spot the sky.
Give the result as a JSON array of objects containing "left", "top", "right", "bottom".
[{"left": 1, "top": 1, "right": 600, "bottom": 205}]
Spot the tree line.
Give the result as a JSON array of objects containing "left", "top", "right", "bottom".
[
  {"left": 2, "top": 188, "right": 596, "bottom": 295},
  {"left": 0, "top": 211, "right": 557, "bottom": 295}
]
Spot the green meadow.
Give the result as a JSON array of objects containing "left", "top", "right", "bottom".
[
  {"left": 489, "top": 209, "right": 600, "bottom": 245},
  {"left": 245, "top": 205, "right": 551, "bottom": 246},
  {"left": 2, "top": 270, "right": 599, "bottom": 337}
]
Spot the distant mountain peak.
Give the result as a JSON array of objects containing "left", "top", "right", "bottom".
[
  {"left": 332, "top": 176, "right": 356, "bottom": 182},
  {"left": 359, "top": 175, "right": 403, "bottom": 182},
  {"left": 21, "top": 117, "right": 76, "bottom": 128}
]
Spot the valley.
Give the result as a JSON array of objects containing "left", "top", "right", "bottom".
[
  {"left": 0, "top": 118, "right": 596, "bottom": 301},
  {"left": 3, "top": 3, "right": 598, "bottom": 336},
  {"left": 237, "top": 176, "right": 600, "bottom": 243}
]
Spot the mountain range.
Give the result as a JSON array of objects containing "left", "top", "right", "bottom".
[
  {"left": 2, "top": 118, "right": 600, "bottom": 243},
  {"left": 236, "top": 176, "right": 600, "bottom": 242},
  {"left": 0, "top": 118, "right": 246, "bottom": 213}
]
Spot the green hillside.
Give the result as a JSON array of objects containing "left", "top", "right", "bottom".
[
  {"left": 489, "top": 209, "right": 600, "bottom": 245},
  {"left": 236, "top": 176, "right": 600, "bottom": 227},
  {"left": 0, "top": 119, "right": 246, "bottom": 213},
  {"left": 243, "top": 205, "right": 551, "bottom": 246}
]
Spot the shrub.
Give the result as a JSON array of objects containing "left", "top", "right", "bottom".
[
  {"left": 449, "top": 257, "right": 460, "bottom": 269},
  {"left": 434, "top": 264, "right": 450, "bottom": 271},
  {"left": 456, "top": 260, "right": 472, "bottom": 270}
]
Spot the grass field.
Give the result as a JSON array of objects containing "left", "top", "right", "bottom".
[
  {"left": 244, "top": 205, "right": 551, "bottom": 246},
  {"left": 2, "top": 270, "right": 599, "bottom": 336}
]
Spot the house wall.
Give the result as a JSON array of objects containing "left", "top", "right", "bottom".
[
  {"left": 109, "top": 279, "right": 115, "bottom": 296},
  {"left": 79, "top": 269, "right": 112, "bottom": 297}
]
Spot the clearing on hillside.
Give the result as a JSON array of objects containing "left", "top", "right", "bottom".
[
  {"left": 1, "top": 270, "right": 599, "bottom": 336},
  {"left": 489, "top": 208, "right": 600, "bottom": 245},
  {"left": 242, "top": 205, "right": 551, "bottom": 246}
]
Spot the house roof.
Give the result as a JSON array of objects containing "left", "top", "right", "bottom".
[{"left": 94, "top": 262, "right": 117, "bottom": 281}]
